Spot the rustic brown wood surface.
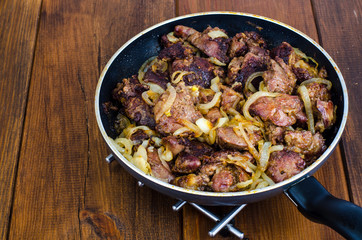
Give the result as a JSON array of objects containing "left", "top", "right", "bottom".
[
  {"left": 0, "top": 0, "right": 360, "bottom": 239},
  {"left": 0, "top": 0, "right": 42, "bottom": 239},
  {"left": 312, "top": 0, "right": 362, "bottom": 207}
]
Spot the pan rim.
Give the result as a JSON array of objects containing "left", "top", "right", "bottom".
[{"left": 95, "top": 11, "right": 348, "bottom": 198}]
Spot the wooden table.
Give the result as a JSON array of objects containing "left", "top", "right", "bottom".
[{"left": 1, "top": 0, "right": 361, "bottom": 239}]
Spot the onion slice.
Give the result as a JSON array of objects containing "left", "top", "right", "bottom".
[
  {"left": 301, "top": 78, "right": 332, "bottom": 90},
  {"left": 244, "top": 71, "right": 264, "bottom": 93},
  {"left": 261, "top": 172, "right": 275, "bottom": 186},
  {"left": 166, "top": 32, "right": 180, "bottom": 43},
  {"left": 209, "top": 57, "right": 226, "bottom": 66},
  {"left": 171, "top": 71, "right": 193, "bottom": 84},
  {"left": 199, "top": 92, "right": 222, "bottom": 110},
  {"left": 269, "top": 145, "right": 284, "bottom": 153},
  {"left": 293, "top": 47, "right": 319, "bottom": 68},
  {"left": 148, "top": 83, "right": 165, "bottom": 94},
  {"left": 235, "top": 179, "right": 253, "bottom": 189},
  {"left": 207, "top": 30, "right": 228, "bottom": 39},
  {"left": 142, "top": 91, "right": 155, "bottom": 106},
  {"left": 259, "top": 141, "right": 271, "bottom": 171},
  {"left": 179, "top": 119, "right": 203, "bottom": 137},
  {"left": 173, "top": 127, "right": 190, "bottom": 136},
  {"left": 138, "top": 56, "right": 157, "bottom": 83},
  {"left": 233, "top": 124, "right": 260, "bottom": 161},
  {"left": 210, "top": 76, "right": 220, "bottom": 92},
  {"left": 155, "top": 84, "right": 177, "bottom": 122},
  {"left": 132, "top": 145, "right": 151, "bottom": 174},
  {"left": 196, "top": 118, "right": 213, "bottom": 134},
  {"left": 298, "top": 85, "right": 315, "bottom": 134}
]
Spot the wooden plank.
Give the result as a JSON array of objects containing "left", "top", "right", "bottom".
[
  {"left": 312, "top": 0, "right": 362, "bottom": 206},
  {"left": 0, "top": 0, "right": 42, "bottom": 239},
  {"left": 178, "top": 0, "right": 349, "bottom": 239},
  {"left": 9, "top": 0, "right": 179, "bottom": 239}
]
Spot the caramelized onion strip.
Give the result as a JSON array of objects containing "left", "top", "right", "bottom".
[
  {"left": 245, "top": 71, "right": 264, "bottom": 93},
  {"left": 301, "top": 78, "right": 332, "bottom": 90},
  {"left": 298, "top": 85, "right": 315, "bottom": 134},
  {"left": 155, "top": 84, "right": 177, "bottom": 121},
  {"left": 198, "top": 92, "right": 222, "bottom": 110}
]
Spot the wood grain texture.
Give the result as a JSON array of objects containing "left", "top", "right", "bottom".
[
  {"left": 0, "top": 0, "right": 42, "bottom": 239},
  {"left": 9, "top": 0, "right": 179, "bottom": 239},
  {"left": 312, "top": 0, "right": 362, "bottom": 206},
  {"left": 178, "top": 0, "right": 348, "bottom": 239}
]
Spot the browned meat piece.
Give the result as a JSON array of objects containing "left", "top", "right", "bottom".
[
  {"left": 162, "top": 136, "right": 213, "bottom": 157},
  {"left": 171, "top": 57, "right": 224, "bottom": 87},
  {"left": 205, "top": 107, "right": 222, "bottom": 124},
  {"left": 304, "top": 82, "right": 331, "bottom": 105},
  {"left": 173, "top": 174, "right": 207, "bottom": 190},
  {"left": 228, "top": 31, "right": 267, "bottom": 58},
  {"left": 216, "top": 127, "right": 262, "bottom": 150},
  {"left": 207, "top": 149, "right": 253, "bottom": 163},
  {"left": 143, "top": 68, "right": 169, "bottom": 89},
  {"left": 284, "top": 130, "right": 326, "bottom": 159},
  {"left": 316, "top": 100, "right": 334, "bottom": 129},
  {"left": 227, "top": 56, "right": 243, "bottom": 84},
  {"left": 160, "top": 34, "right": 175, "bottom": 48},
  {"left": 250, "top": 94, "right": 307, "bottom": 127},
  {"left": 199, "top": 162, "right": 223, "bottom": 176},
  {"left": 199, "top": 150, "right": 253, "bottom": 191},
  {"left": 272, "top": 42, "right": 319, "bottom": 80},
  {"left": 130, "top": 129, "right": 149, "bottom": 145},
  {"left": 318, "top": 66, "right": 328, "bottom": 79},
  {"left": 293, "top": 67, "right": 313, "bottom": 83},
  {"left": 265, "top": 123, "right": 285, "bottom": 145},
  {"left": 263, "top": 57, "right": 297, "bottom": 94},
  {"left": 155, "top": 117, "right": 184, "bottom": 136},
  {"left": 249, "top": 46, "right": 269, "bottom": 56},
  {"left": 158, "top": 42, "right": 196, "bottom": 61},
  {"left": 266, "top": 150, "right": 305, "bottom": 183},
  {"left": 175, "top": 25, "right": 230, "bottom": 64},
  {"left": 102, "top": 101, "right": 119, "bottom": 115},
  {"left": 220, "top": 85, "right": 242, "bottom": 110},
  {"left": 112, "top": 76, "right": 148, "bottom": 101},
  {"left": 125, "top": 97, "right": 156, "bottom": 128},
  {"left": 271, "top": 42, "right": 297, "bottom": 65},
  {"left": 112, "top": 77, "right": 156, "bottom": 128},
  {"left": 173, "top": 153, "right": 201, "bottom": 174},
  {"left": 238, "top": 167, "right": 250, "bottom": 182},
  {"left": 228, "top": 35, "right": 247, "bottom": 58},
  {"left": 211, "top": 169, "right": 234, "bottom": 192},
  {"left": 154, "top": 82, "right": 202, "bottom": 135},
  {"left": 147, "top": 149, "right": 174, "bottom": 182},
  {"left": 227, "top": 52, "right": 269, "bottom": 85},
  {"left": 162, "top": 136, "right": 188, "bottom": 156},
  {"left": 199, "top": 88, "right": 215, "bottom": 103},
  {"left": 187, "top": 139, "right": 214, "bottom": 157},
  {"left": 174, "top": 25, "right": 198, "bottom": 39}
]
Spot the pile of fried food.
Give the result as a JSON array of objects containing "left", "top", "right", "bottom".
[{"left": 103, "top": 25, "right": 336, "bottom": 192}]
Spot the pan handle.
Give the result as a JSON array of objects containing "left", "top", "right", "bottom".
[{"left": 285, "top": 176, "right": 362, "bottom": 239}]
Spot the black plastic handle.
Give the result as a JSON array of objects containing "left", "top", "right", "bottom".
[{"left": 285, "top": 176, "right": 362, "bottom": 240}]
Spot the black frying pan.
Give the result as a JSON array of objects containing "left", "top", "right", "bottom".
[{"left": 95, "top": 12, "right": 362, "bottom": 239}]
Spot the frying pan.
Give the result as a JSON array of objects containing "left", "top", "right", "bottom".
[{"left": 95, "top": 12, "right": 362, "bottom": 239}]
